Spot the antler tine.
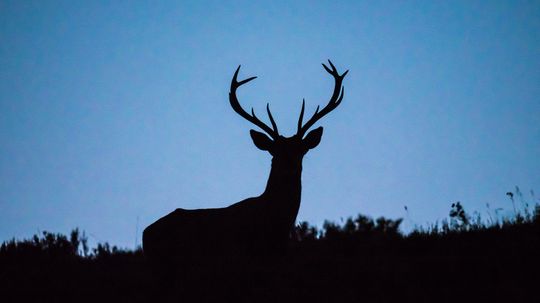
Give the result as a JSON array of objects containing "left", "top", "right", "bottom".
[
  {"left": 298, "top": 60, "right": 348, "bottom": 137},
  {"left": 297, "top": 99, "right": 305, "bottom": 134},
  {"left": 229, "top": 66, "right": 279, "bottom": 139},
  {"left": 266, "top": 103, "right": 279, "bottom": 135}
]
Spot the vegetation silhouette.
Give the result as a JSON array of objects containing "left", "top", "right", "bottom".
[
  {"left": 143, "top": 61, "right": 348, "bottom": 264},
  {"left": 1, "top": 195, "right": 539, "bottom": 302}
]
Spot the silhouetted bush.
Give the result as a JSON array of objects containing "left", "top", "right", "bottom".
[
  {"left": 315, "top": 214, "right": 403, "bottom": 242},
  {"left": 1, "top": 230, "right": 79, "bottom": 261},
  {"left": 292, "top": 221, "right": 319, "bottom": 241}
]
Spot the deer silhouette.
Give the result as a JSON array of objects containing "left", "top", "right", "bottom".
[{"left": 143, "top": 61, "right": 348, "bottom": 259}]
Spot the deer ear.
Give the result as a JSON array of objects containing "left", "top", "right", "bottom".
[
  {"left": 303, "top": 127, "right": 323, "bottom": 150},
  {"left": 250, "top": 130, "right": 273, "bottom": 151}
]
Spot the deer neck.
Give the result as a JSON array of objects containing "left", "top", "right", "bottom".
[{"left": 262, "top": 158, "right": 303, "bottom": 222}]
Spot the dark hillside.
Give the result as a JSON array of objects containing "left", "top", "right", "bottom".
[{"left": 1, "top": 205, "right": 538, "bottom": 302}]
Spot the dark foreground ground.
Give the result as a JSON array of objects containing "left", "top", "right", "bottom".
[{"left": 1, "top": 214, "right": 539, "bottom": 303}]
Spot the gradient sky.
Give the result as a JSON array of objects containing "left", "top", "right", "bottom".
[{"left": 1, "top": 1, "right": 539, "bottom": 248}]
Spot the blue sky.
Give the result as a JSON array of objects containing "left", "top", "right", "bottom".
[{"left": 1, "top": 1, "right": 539, "bottom": 248}]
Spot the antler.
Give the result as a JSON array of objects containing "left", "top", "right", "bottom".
[
  {"left": 229, "top": 66, "right": 279, "bottom": 139},
  {"left": 297, "top": 60, "right": 348, "bottom": 137}
]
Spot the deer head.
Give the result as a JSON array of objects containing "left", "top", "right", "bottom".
[{"left": 229, "top": 60, "right": 348, "bottom": 171}]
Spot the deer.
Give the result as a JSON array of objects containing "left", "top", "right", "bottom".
[{"left": 143, "top": 61, "right": 348, "bottom": 261}]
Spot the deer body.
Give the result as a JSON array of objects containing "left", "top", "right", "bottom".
[
  {"left": 143, "top": 158, "right": 303, "bottom": 258},
  {"left": 143, "top": 61, "right": 347, "bottom": 259}
]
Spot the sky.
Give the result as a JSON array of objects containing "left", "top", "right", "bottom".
[{"left": 1, "top": 0, "right": 539, "bottom": 248}]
